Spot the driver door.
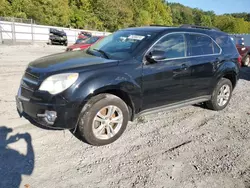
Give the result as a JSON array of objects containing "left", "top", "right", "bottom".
[{"left": 142, "top": 33, "right": 193, "bottom": 110}]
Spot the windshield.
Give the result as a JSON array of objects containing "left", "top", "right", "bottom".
[
  {"left": 75, "top": 38, "right": 88, "bottom": 44},
  {"left": 85, "top": 36, "right": 101, "bottom": 44},
  {"left": 89, "top": 30, "right": 156, "bottom": 60}
]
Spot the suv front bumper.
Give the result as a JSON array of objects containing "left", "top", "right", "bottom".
[{"left": 16, "top": 94, "right": 80, "bottom": 130}]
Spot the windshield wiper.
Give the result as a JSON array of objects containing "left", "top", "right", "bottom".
[{"left": 93, "top": 49, "right": 110, "bottom": 59}]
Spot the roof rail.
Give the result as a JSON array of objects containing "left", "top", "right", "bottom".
[
  {"left": 180, "top": 24, "right": 221, "bottom": 31},
  {"left": 149, "top": 25, "right": 172, "bottom": 27}
]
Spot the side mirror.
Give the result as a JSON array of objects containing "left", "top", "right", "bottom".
[{"left": 145, "top": 50, "right": 166, "bottom": 64}]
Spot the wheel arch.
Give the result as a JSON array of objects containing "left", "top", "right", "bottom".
[
  {"left": 76, "top": 83, "right": 139, "bottom": 122},
  {"left": 94, "top": 89, "right": 135, "bottom": 121},
  {"left": 222, "top": 72, "right": 237, "bottom": 89},
  {"left": 213, "top": 61, "right": 239, "bottom": 91}
]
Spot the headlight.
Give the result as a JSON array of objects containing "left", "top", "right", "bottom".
[
  {"left": 39, "top": 73, "right": 79, "bottom": 94},
  {"left": 72, "top": 48, "right": 81, "bottom": 51}
]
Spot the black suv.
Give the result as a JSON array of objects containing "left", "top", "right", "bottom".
[
  {"left": 48, "top": 28, "right": 68, "bottom": 46},
  {"left": 16, "top": 25, "right": 240, "bottom": 146}
]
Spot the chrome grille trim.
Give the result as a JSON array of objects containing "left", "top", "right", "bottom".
[
  {"left": 21, "top": 85, "right": 34, "bottom": 92},
  {"left": 22, "top": 77, "right": 39, "bottom": 85},
  {"left": 25, "top": 71, "right": 39, "bottom": 79},
  {"left": 19, "top": 95, "right": 30, "bottom": 102}
]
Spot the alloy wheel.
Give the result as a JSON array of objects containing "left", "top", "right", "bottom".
[
  {"left": 217, "top": 84, "right": 231, "bottom": 107},
  {"left": 92, "top": 105, "right": 123, "bottom": 140}
]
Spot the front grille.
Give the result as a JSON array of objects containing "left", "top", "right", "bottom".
[
  {"left": 21, "top": 87, "right": 33, "bottom": 99},
  {"left": 20, "top": 68, "right": 41, "bottom": 99},
  {"left": 24, "top": 71, "right": 39, "bottom": 82}
]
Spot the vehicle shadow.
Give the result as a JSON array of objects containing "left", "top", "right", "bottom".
[
  {"left": 0, "top": 126, "right": 34, "bottom": 188},
  {"left": 240, "top": 67, "right": 250, "bottom": 81}
]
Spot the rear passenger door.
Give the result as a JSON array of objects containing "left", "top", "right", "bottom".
[{"left": 185, "top": 33, "right": 222, "bottom": 98}]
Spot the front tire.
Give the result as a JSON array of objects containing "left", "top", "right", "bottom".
[
  {"left": 206, "top": 78, "right": 233, "bottom": 111},
  {"left": 73, "top": 94, "right": 129, "bottom": 146}
]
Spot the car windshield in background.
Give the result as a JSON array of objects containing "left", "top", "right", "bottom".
[
  {"left": 85, "top": 36, "right": 101, "bottom": 44},
  {"left": 75, "top": 38, "right": 87, "bottom": 44},
  {"left": 89, "top": 30, "right": 156, "bottom": 60}
]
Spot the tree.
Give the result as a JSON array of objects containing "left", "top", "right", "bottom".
[
  {"left": 69, "top": 0, "right": 102, "bottom": 29},
  {"left": 28, "top": 0, "right": 70, "bottom": 26},
  {"left": 91, "top": 0, "right": 134, "bottom": 31},
  {"left": 0, "top": 0, "right": 249, "bottom": 33},
  {"left": 169, "top": 3, "right": 193, "bottom": 25},
  {"left": 0, "top": 0, "right": 12, "bottom": 17},
  {"left": 200, "top": 15, "right": 212, "bottom": 27}
]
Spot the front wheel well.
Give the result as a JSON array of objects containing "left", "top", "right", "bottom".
[{"left": 95, "top": 89, "right": 134, "bottom": 121}]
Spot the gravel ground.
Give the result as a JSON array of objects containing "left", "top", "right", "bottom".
[{"left": 0, "top": 44, "right": 250, "bottom": 188}]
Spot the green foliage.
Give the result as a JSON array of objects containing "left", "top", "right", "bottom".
[
  {"left": 200, "top": 15, "right": 212, "bottom": 27},
  {"left": 168, "top": 2, "right": 250, "bottom": 34},
  {"left": 227, "top": 13, "right": 250, "bottom": 22},
  {"left": 30, "top": 0, "right": 70, "bottom": 27},
  {"left": 0, "top": 0, "right": 249, "bottom": 33},
  {"left": 170, "top": 3, "right": 194, "bottom": 25},
  {"left": 0, "top": 0, "right": 12, "bottom": 16}
]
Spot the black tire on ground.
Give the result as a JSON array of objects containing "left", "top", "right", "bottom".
[
  {"left": 206, "top": 78, "right": 233, "bottom": 111},
  {"left": 243, "top": 55, "right": 250, "bottom": 67},
  {"left": 72, "top": 94, "right": 129, "bottom": 146},
  {"left": 47, "top": 40, "right": 53, "bottom": 45}
]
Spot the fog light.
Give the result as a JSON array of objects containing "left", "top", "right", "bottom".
[
  {"left": 46, "top": 111, "right": 57, "bottom": 122},
  {"left": 37, "top": 110, "right": 57, "bottom": 125}
]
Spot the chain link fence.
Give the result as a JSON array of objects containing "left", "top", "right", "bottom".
[{"left": 0, "top": 17, "right": 34, "bottom": 24}]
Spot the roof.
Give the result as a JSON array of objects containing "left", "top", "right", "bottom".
[
  {"left": 121, "top": 25, "right": 225, "bottom": 35},
  {"left": 122, "top": 26, "right": 174, "bottom": 33}
]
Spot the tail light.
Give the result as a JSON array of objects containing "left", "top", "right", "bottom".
[{"left": 238, "top": 55, "right": 242, "bottom": 66}]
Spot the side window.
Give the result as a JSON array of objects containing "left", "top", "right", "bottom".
[
  {"left": 151, "top": 34, "right": 186, "bottom": 59},
  {"left": 187, "top": 34, "right": 221, "bottom": 56},
  {"left": 216, "top": 35, "right": 237, "bottom": 56}
]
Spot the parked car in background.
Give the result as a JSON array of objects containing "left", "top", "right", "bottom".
[
  {"left": 16, "top": 25, "right": 240, "bottom": 146},
  {"left": 234, "top": 36, "right": 250, "bottom": 67},
  {"left": 78, "top": 31, "right": 92, "bottom": 39},
  {"left": 48, "top": 28, "right": 68, "bottom": 46},
  {"left": 74, "top": 38, "right": 89, "bottom": 44},
  {"left": 66, "top": 36, "right": 105, "bottom": 51}
]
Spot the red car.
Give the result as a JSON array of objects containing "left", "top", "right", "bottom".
[
  {"left": 78, "top": 31, "right": 92, "bottom": 39},
  {"left": 66, "top": 36, "right": 105, "bottom": 52},
  {"left": 235, "top": 36, "right": 250, "bottom": 67}
]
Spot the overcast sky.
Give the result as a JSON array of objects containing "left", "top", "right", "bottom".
[{"left": 167, "top": 0, "right": 249, "bottom": 14}]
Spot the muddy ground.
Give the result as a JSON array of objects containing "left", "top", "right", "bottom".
[{"left": 0, "top": 44, "right": 250, "bottom": 188}]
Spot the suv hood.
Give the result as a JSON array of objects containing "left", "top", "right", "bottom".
[{"left": 29, "top": 51, "right": 118, "bottom": 72}]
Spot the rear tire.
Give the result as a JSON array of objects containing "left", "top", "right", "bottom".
[
  {"left": 206, "top": 78, "right": 232, "bottom": 111},
  {"left": 243, "top": 55, "right": 250, "bottom": 67},
  {"left": 72, "top": 94, "right": 129, "bottom": 146}
]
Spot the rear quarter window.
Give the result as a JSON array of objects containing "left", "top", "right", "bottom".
[
  {"left": 215, "top": 35, "right": 238, "bottom": 56},
  {"left": 187, "top": 34, "right": 221, "bottom": 56}
]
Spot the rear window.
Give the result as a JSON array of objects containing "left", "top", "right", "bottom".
[{"left": 187, "top": 34, "right": 221, "bottom": 56}]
